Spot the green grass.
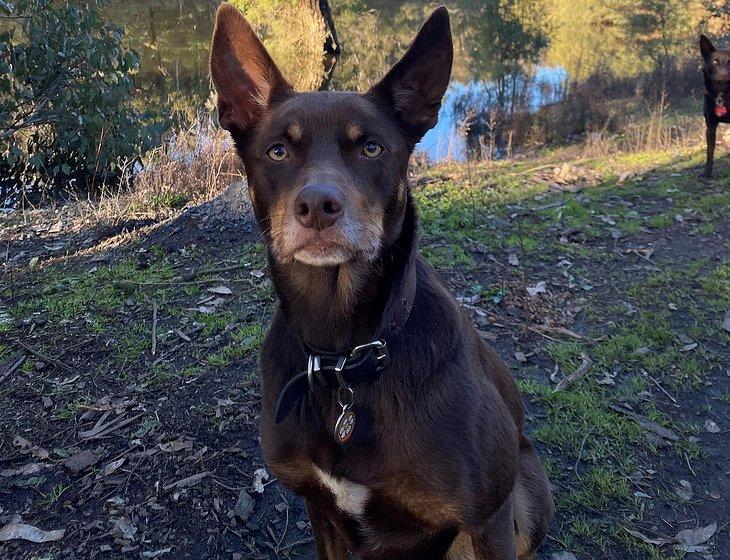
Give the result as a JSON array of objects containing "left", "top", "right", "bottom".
[
  {"left": 40, "top": 483, "right": 71, "bottom": 509},
  {"left": 206, "top": 321, "right": 266, "bottom": 368}
]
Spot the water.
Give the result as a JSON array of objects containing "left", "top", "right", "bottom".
[
  {"left": 109, "top": 0, "right": 569, "bottom": 162},
  {"left": 420, "top": 66, "right": 568, "bottom": 161}
]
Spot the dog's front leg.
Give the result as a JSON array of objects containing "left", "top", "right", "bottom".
[
  {"left": 306, "top": 498, "right": 350, "bottom": 560},
  {"left": 469, "top": 495, "right": 517, "bottom": 560},
  {"left": 704, "top": 119, "right": 717, "bottom": 178}
]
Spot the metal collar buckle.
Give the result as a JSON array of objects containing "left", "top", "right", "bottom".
[
  {"left": 306, "top": 339, "right": 388, "bottom": 392},
  {"left": 307, "top": 354, "right": 326, "bottom": 390},
  {"left": 350, "top": 339, "right": 388, "bottom": 368}
]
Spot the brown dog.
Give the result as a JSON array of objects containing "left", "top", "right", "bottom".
[
  {"left": 210, "top": 4, "right": 553, "bottom": 558},
  {"left": 701, "top": 34, "right": 730, "bottom": 178}
]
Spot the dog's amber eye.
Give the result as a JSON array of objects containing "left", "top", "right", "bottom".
[
  {"left": 363, "top": 141, "right": 383, "bottom": 158},
  {"left": 267, "top": 144, "right": 288, "bottom": 161}
]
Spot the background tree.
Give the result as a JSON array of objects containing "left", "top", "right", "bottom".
[{"left": 0, "top": 0, "right": 164, "bottom": 198}]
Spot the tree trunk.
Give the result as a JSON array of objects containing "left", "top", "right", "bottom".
[{"left": 310, "top": 0, "right": 341, "bottom": 90}]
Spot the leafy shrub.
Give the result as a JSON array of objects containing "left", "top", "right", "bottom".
[{"left": 0, "top": 0, "right": 166, "bottom": 202}]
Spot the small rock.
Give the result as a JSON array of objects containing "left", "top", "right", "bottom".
[
  {"left": 704, "top": 420, "right": 720, "bottom": 434},
  {"left": 63, "top": 450, "right": 97, "bottom": 473},
  {"left": 234, "top": 490, "right": 255, "bottom": 522},
  {"left": 514, "top": 351, "right": 528, "bottom": 363},
  {"left": 550, "top": 553, "right": 578, "bottom": 560}
]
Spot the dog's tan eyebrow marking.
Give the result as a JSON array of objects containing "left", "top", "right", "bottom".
[
  {"left": 346, "top": 122, "right": 364, "bottom": 142},
  {"left": 286, "top": 122, "right": 303, "bottom": 142}
]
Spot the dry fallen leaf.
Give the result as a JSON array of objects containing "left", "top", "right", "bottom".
[
  {"left": 159, "top": 439, "right": 193, "bottom": 453},
  {"left": 112, "top": 517, "right": 137, "bottom": 541},
  {"left": 13, "top": 436, "right": 49, "bottom": 460},
  {"left": 207, "top": 285, "right": 232, "bottom": 295},
  {"left": 252, "top": 468, "right": 269, "bottom": 493},
  {"left": 0, "top": 462, "right": 46, "bottom": 477},
  {"left": 674, "top": 522, "right": 717, "bottom": 550},
  {"left": 622, "top": 526, "right": 672, "bottom": 546},
  {"left": 549, "top": 552, "right": 578, "bottom": 560},
  {"left": 526, "top": 281, "right": 547, "bottom": 296},
  {"left": 141, "top": 548, "right": 172, "bottom": 558},
  {"left": 676, "top": 479, "right": 693, "bottom": 502},
  {"left": 0, "top": 523, "right": 65, "bottom": 543},
  {"left": 96, "top": 457, "right": 126, "bottom": 479}
]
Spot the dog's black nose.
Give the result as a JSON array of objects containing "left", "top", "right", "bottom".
[{"left": 294, "top": 184, "right": 344, "bottom": 230}]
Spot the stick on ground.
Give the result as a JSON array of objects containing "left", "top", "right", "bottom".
[{"left": 554, "top": 355, "right": 592, "bottom": 391}]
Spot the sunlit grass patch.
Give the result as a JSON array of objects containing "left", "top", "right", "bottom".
[
  {"left": 421, "top": 243, "right": 476, "bottom": 269},
  {"left": 205, "top": 322, "right": 266, "bottom": 367},
  {"left": 523, "top": 382, "right": 643, "bottom": 462},
  {"left": 700, "top": 264, "right": 730, "bottom": 311}
]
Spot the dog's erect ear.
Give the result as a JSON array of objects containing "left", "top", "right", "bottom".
[
  {"left": 367, "top": 6, "right": 453, "bottom": 144},
  {"left": 700, "top": 34, "right": 716, "bottom": 58},
  {"left": 210, "top": 3, "right": 291, "bottom": 135}
]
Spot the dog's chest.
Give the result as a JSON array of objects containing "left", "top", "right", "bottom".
[{"left": 313, "top": 466, "right": 370, "bottom": 517}]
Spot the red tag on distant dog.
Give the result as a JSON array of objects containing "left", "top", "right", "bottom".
[{"left": 716, "top": 105, "right": 728, "bottom": 118}]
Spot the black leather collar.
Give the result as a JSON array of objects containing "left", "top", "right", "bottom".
[{"left": 275, "top": 340, "right": 390, "bottom": 423}]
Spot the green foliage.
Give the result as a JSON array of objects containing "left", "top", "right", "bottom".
[{"left": 0, "top": 0, "right": 165, "bottom": 195}]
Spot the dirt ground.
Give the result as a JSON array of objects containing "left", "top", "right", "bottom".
[{"left": 1, "top": 147, "right": 728, "bottom": 559}]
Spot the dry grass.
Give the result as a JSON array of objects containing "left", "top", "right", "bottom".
[
  {"left": 76, "top": 116, "right": 241, "bottom": 224},
  {"left": 581, "top": 97, "right": 703, "bottom": 158},
  {"left": 2, "top": 115, "right": 242, "bottom": 244}
]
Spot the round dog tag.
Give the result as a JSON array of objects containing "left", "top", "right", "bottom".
[{"left": 334, "top": 407, "right": 356, "bottom": 444}]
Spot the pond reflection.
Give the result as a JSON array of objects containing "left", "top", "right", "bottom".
[{"left": 108, "top": 0, "right": 703, "bottom": 160}]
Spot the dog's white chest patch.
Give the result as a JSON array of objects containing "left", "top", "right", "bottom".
[{"left": 313, "top": 466, "right": 370, "bottom": 517}]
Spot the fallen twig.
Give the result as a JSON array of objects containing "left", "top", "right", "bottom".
[
  {"left": 151, "top": 300, "right": 158, "bottom": 356},
  {"left": 277, "top": 537, "right": 314, "bottom": 552},
  {"left": 162, "top": 471, "right": 209, "bottom": 491},
  {"left": 609, "top": 404, "right": 680, "bottom": 442},
  {"left": 647, "top": 374, "right": 678, "bottom": 405},
  {"left": 182, "top": 263, "right": 247, "bottom": 280},
  {"left": 0, "top": 354, "right": 26, "bottom": 384},
  {"left": 14, "top": 341, "right": 73, "bottom": 372},
  {"left": 174, "top": 329, "right": 191, "bottom": 342},
  {"left": 78, "top": 411, "right": 145, "bottom": 441},
  {"left": 554, "top": 355, "right": 592, "bottom": 391},
  {"left": 530, "top": 324, "right": 602, "bottom": 342}
]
